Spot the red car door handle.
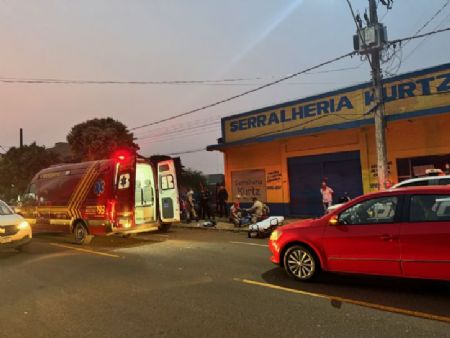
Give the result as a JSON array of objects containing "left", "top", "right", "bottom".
[{"left": 380, "top": 234, "right": 394, "bottom": 241}]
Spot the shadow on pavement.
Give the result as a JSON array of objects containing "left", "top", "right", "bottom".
[
  {"left": 34, "top": 231, "right": 169, "bottom": 249},
  {"left": 0, "top": 231, "right": 171, "bottom": 260},
  {"left": 261, "top": 267, "right": 450, "bottom": 318}
]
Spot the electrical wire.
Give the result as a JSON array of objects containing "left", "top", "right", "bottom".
[
  {"left": 387, "top": 26, "right": 450, "bottom": 46},
  {"left": 0, "top": 66, "right": 364, "bottom": 87},
  {"left": 0, "top": 145, "right": 9, "bottom": 154},
  {"left": 129, "top": 51, "right": 356, "bottom": 131},
  {"left": 136, "top": 119, "right": 220, "bottom": 140},
  {"left": 411, "top": 0, "right": 450, "bottom": 39},
  {"left": 138, "top": 124, "right": 220, "bottom": 145},
  {"left": 164, "top": 148, "right": 207, "bottom": 156},
  {"left": 402, "top": 12, "right": 450, "bottom": 64},
  {"left": 134, "top": 88, "right": 371, "bottom": 144},
  {"left": 136, "top": 23, "right": 450, "bottom": 146},
  {"left": 383, "top": 0, "right": 450, "bottom": 74},
  {"left": 345, "top": 0, "right": 375, "bottom": 70},
  {"left": 0, "top": 76, "right": 267, "bottom": 85},
  {"left": 164, "top": 89, "right": 450, "bottom": 156}
]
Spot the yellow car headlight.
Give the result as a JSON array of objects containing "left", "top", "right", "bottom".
[
  {"left": 270, "top": 229, "right": 282, "bottom": 241},
  {"left": 17, "top": 221, "right": 30, "bottom": 230}
]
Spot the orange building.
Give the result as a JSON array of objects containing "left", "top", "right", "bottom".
[{"left": 208, "top": 63, "right": 450, "bottom": 216}]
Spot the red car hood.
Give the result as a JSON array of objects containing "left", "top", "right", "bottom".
[{"left": 280, "top": 218, "right": 318, "bottom": 230}]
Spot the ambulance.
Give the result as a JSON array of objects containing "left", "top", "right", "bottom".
[{"left": 17, "top": 152, "right": 180, "bottom": 244}]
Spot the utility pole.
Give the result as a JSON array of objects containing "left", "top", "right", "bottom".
[
  {"left": 352, "top": 0, "right": 390, "bottom": 190},
  {"left": 20, "top": 128, "right": 24, "bottom": 149},
  {"left": 369, "top": 0, "right": 389, "bottom": 190}
]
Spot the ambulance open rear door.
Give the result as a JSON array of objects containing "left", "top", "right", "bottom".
[{"left": 157, "top": 160, "right": 180, "bottom": 223}]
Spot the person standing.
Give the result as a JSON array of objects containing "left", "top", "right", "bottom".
[
  {"left": 217, "top": 185, "right": 229, "bottom": 218},
  {"left": 320, "top": 181, "right": 334, "bottom": 214},
  {"left": 199, "top": 186, "right": 212, "bottom": 220},
  {"left": 445, "top": 163, "right": 450, "bottom": 175},
  {"left": 185, "top": 188, "right": 198, "bottom": 223}
]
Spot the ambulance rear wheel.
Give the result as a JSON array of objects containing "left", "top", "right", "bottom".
[
  {"left": 74, "top": 222, "right": 89, "bottom": 245},
  {"left": 158, "top": 223, "right": 171, "bottom": 232}
]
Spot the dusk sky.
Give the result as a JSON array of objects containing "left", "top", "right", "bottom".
[{"left": 0, "top": 0, "right": 449, "bottom": 173}]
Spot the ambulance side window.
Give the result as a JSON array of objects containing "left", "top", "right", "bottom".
[
  {"left": 161, "top": 175, "right": 175, "bottom": 190},
  {"left": 118, "top": 174, "right": 131, "bottom": 190}
]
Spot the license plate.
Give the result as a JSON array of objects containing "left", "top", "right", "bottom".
[{"left": 0, "top": 236, "right": 12, "bottom": 244}]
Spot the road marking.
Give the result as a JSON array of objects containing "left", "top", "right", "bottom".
[
  {"left": 50, "top": 243, "right": 121, "bottom": 258},
  {"left": 234, "top": 278, "right": 450, "bottom": 324},
  {"left": 230, "top": 241, "right": 269, "bottom": 247}
]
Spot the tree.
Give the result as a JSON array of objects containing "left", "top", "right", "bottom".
[
  {"left": 67, "top": 118, "right": 139, "bottom": 161},
  {"left": 0, "top": 143, "right": 60, "bottom": 202},
  {"left": 180, "top": 167, "right": 206, "bottom": 190}
]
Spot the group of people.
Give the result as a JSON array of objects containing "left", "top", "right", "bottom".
[
  {"left": 229, "top": 195, "right": 270, "bottom": 227},
  {"left": 182, "top": 184, "right": 269, "bottom": 226},
  {"left": 183, "top": 184, "right": 230, "bottom": 223}
]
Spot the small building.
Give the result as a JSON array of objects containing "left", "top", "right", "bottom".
[{"left": 207, "top": 63, "right": 450, "bottom": 217}]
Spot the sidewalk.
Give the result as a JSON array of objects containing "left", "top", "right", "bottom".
[{"left": 172, "top": 217, "right": 302, "bottom": 232}]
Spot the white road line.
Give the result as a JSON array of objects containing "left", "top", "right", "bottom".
[
  {"left": 230, "top": 241, "right": 269, "bottom": 247},
  {"left": 50, "top": 243, "right": 121, "bottom": 258}
]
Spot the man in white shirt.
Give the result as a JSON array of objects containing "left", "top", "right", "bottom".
[{"left": 320, "top": 181, "right": 334, "bottom": 214}]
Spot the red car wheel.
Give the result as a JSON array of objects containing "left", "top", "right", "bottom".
[{"left": 283, "top": 245, "right": 320, "bottom": 281}]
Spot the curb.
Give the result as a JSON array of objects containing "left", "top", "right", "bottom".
[{"left": 172, "top": 223, "right": 249, "bottom": 233}]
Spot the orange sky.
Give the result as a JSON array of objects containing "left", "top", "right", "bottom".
[{"left": 1, "top": 0, "right": 449, "bottom": 173}]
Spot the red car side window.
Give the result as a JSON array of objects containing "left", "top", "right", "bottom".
[
  {"left": 409, "top": 195, "right": 450, "bottom": 222},
  {"left": 339, "top": 196, "right": 398, "bottom": 225}
]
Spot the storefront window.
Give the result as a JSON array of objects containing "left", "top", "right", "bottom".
[{"left": 396, "top": 154, "right": 450, "bottom": 181}]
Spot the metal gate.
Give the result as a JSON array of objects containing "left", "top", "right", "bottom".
[{"left": 288, "top": 151, "right": 363, "bottom": 216}]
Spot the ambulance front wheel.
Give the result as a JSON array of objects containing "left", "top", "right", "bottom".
[{"left": 73, "top": 222, "right": 90, "bottom": 245}]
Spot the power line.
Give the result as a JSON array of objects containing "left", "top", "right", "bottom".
[
  {"left": 411, "top": 0, "right": 450, "bottom": 38},
  {"left": 383, "top": 0, "right": 450, "bottom": 74},
  {"left": 129, "top": 51, "right": 356, "bottom": 131},
  {"left": 345, "top": 0, "right": 376, "bottom": 70},
  {"left": 163, "top": 89, "right": 450, "bottom": 156},
  {"left": 136, "top": 76, "right": 450, "bottom": 145},
  {"left": 136, "top": 119, "right": 220, "bottom": 139},
  {"left": 0, "top": 66, "right": 363, "bottom": 87},
  {"left": 0, "top": 145, "right": 9, "bottom": 154},
  {"left": 135, "top": 24, "right": 450, "bottom": 146},
  {"left": 402, "top": 11, "right": 450, "bottom": 64},
  {"left": 135, "top": 88, "right": 369, "bottom": 143},
  {"left": 138, "top": 124, "right": 220, "bottom": 145},
  {"left": 0, "top": 76, "right": 266, "bottom": 85},
  {"left": 387, "top": 26, "right": 450, "bottom": 46},
  {"left": 165, "top": 148, "right": 206, "bottom": 156}
]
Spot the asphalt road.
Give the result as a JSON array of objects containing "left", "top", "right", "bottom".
[{"left": 0, "top": 228, "right": 449, "bottom": 338}]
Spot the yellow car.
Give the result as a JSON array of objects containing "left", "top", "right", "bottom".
[{"left": 0, "top": 199, "right": 32, "bottom": 250}]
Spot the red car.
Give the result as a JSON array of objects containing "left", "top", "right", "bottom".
[{"left": 269, "top": 187, "right": 450, "bottom": 282}]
